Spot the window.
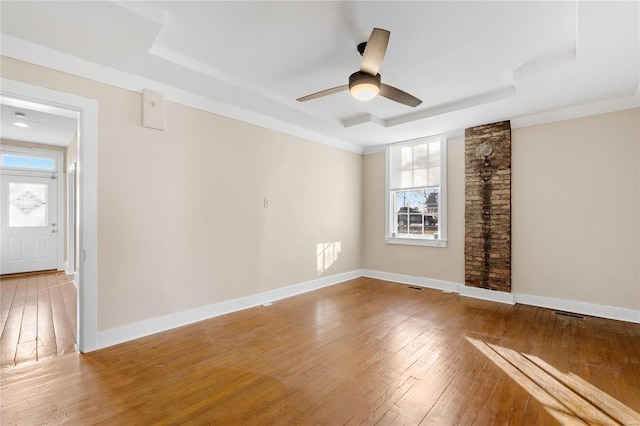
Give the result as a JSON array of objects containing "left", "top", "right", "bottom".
[
  {"left": 1, "top": 153, "right": 56, "bottom": 171},
  {"left": 385, "top": 135, "right": 447, "bottom": 247},
  {"left": 9, "top": 182, "right": 48, "bottom": 227}
]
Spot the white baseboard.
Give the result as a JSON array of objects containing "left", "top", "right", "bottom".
[
  {"left": 514, "top": 293, "right": 640, "bottom": 324},
  {"left": 459, "top": 285, "right": 515, "bottom": 304},
  {"left": 362, "top": 269, "right": 514, "bottom": 305},
  {"left": 96, "top": 270, "right": 364, "bottom": 350},
  {"left": 362, "top": 269, "right": 638, "bottom": 322},
  {"left": 362, "top": 269, "right": 460, "bottom": 293},
  {"left": 95, "top": 269, "right": 640, "bottom": 350}
]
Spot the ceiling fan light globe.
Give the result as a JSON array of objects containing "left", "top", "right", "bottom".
[
  {"left": 350, "top": 83, "right": 379, "bottom": 101},
  {"left": 349, "top": 71, "right": 381, "bottom": 102}
]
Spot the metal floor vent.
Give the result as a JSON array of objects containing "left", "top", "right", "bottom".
[
  {"left": 407, "top": 286, "right": 423, "bottom": 291},
  {"left": 554, "top": 311, "right": 584, "bottom": 320}
]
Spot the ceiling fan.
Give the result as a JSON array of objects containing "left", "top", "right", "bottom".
[{"left": 296, "top": 28, "right": 422, "bottom": 107}]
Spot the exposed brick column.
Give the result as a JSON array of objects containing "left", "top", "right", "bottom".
[{"left": 465, "top": 121, "right": 512, "bottom": 292}]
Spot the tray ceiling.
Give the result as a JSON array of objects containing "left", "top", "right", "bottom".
[{"left": 1, "top": 1, "right": 638, "bottom": 152}]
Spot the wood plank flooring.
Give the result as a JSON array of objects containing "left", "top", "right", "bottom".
[
  {"left": 1, "top": 277, "right": 639, "bottom": 425},
  {"left": 0, "top": 271, "right": 76, "bottom": 367}
]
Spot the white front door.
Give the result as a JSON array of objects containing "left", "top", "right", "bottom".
[{"left": 1, "top": 173, "right": 59, "bottom": 274}]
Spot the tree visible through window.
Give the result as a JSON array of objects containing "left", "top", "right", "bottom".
[
  {"left": 386, "top": 135, "right": 447, "bottom": 246},
  {"left": 395, "top": 189, "right": 439, "bottom": 237}
]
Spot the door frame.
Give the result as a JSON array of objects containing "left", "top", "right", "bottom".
[
  {"left": 1, "top": 78, "right": 98, "bottom": 352},
  {"left": 67, "top": 162, "right": 77, "bottom": 275},
  {"left": 0, "top": 148, "right": 65, "bottom": 273}
]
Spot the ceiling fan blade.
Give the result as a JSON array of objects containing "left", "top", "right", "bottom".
[
  {"left": 360, "top": 28, "right": 390, "bottom": 76},
  {"left": 379, "top": 83, "right": 422, "bottom": 107},
  {"left": 297, "top": 85, "right": 348, "bottom": 102}
]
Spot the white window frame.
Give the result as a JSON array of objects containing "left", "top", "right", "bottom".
[
  {"left": 385, "top": 135, "right": 447, "bottom": 248},
  {"left": 1, "top": 149, "right": 60, "bottom": 173}
]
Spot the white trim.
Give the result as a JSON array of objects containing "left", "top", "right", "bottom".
[
  {"left": 362, "top": 269, "right": 513, "bottom": 305},
  {"left": 1, "top": 35, "right": 363, "bottom": 155},
  {"left": 514, "top": 293, "right": 640, "bottom": 324},
  {"left": 66, "top": 162, "right": 77, "bottom": 275},
  {"left": 96, "top": 270, "right": 364, "bottom": 350},
  {"left": 510, "top": 94, "right": 640, "bottom": 129},
  {"left": 3, "top": 35, "right": 637, "bottom": 157},
  {"left": 459, "top": 284, "right": 515, "bottom": 305},
  {"left": 384, "top": 237, "right": 447, "bottom": 248},
  {"left": 363, "top": 145, "right": 385, "bottom": 155},
  {"left": 55, "top": 156, "right": 64, "bottom": 272},
  {"left": 1, "top": 78, "right": 99, "bottom": 352},
  {"left": 362, "top": 269, "right": 638, "bottom": 322},
  {"left": 92, "top": 269, "right": 640, "bottom": 349},
  {"left": 362, "top": 269, "right": 460, "bottom": 293}
]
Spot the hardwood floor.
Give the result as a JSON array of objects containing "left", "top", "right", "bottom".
[
  {"left": 1, "top": 277, "right": 639, "bottom": 425},
  {"left": 0, "top": 271, "right": 77, "bottom": 367}
]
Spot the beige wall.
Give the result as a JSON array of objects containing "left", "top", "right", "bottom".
[
  {"left": 363, "top": 110, "right": 640, "bottom": 310},
  {"left": 3, "top": 54, "right": 638, "bottom": 329},
  {"left": 1, "top": 56, "right": 363, "bottom": 330},
  {"left": 362, "top": 137, "right": 466, "bottom": 284},
  {"left": 512, "top": 109, "right": 639, "bottom": 310}
]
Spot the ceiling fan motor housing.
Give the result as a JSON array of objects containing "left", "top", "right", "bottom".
[
  {"left": 349, "top": 71, "right": 381, "bottom": 100},
  {"left": 357, "top": 41, "right": 368, "bottom": 56}
]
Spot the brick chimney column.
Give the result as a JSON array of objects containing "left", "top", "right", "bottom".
[{"left": 465, "top": 121, "right": 512, "bottom": 292}]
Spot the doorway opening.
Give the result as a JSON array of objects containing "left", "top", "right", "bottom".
[
  {"left": 1, "top": 78, "right": 98, "bottom": 353},
  {"left": 1, "top": 99, "right": 79, "bottom": 365}
]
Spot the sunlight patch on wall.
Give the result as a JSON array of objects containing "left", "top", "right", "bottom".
[
  {"left": 316, "top": 242, "right": 341, "bottom": 275},
  {"left": 466, "top": 337, "right": 639, "bottom": 425}
]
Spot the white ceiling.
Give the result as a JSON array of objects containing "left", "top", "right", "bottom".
[
  {"left": 0, "top": 98, "right": 78, "bottom": 147},
  {"left": 1, "top": 1, "right": 638, "bottom": 153}
]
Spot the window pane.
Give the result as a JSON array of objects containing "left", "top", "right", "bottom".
[
  {"left": 392, "top": 188, "right": 439, "bottom": 239},
  {"left": 424, "top": 189, "right": 439, "bottom": 238},
  {"left": 427, "top": 166, "right": 440, "bottom": 187},
  {"left": 413, "top": 143, "right": 428, "bottom": 168},
  {"left": 400, "top": 146, "right": 413, "bottom": 168},
  {"left": 1, "top": 154, "right": 56, "bottom": 170},
  {"left": 413, "top": 169, "right": 427, "bottom": 187},
  {"left": 29, "top": 157, "right": 55, "bottom": 170},
  {"left": 390, "top": 139, "right": 440, "bottom": 191},
  {"left": 397, "top": 214, "right": 409, "bottom": 234},
  {"left": 1, "top": 154, "right": 28, "bottom": 168},
  {"left": 9, "top": 183, "right": 48, "bottom": 227},
  {"left": 428, "top": 142, "right": 440, "bottom": 167}
]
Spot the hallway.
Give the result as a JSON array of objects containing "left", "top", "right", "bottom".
[{"left": 0, "top": 271, "right": 76, "bottom": 367}]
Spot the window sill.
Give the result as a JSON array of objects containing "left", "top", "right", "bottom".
[{"left": 385, "top": 237, "right": 447, "bottom": 248}]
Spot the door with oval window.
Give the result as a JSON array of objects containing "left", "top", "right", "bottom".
[{"left": 1, "top": 153, "right": 60, "bottom": 275}]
